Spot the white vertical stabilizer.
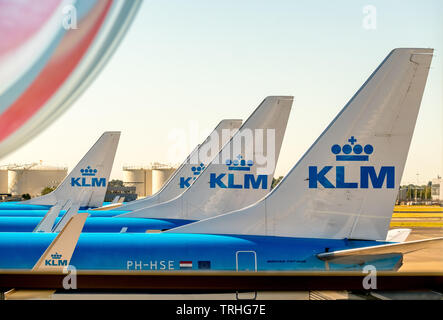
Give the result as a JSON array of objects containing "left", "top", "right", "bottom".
[
  {"left": 24, "top": 132, "right": 121, "bottom": 208},
  {"left": 169, "top": 48, "right": 433, "bottom": 241},
  {"left": 116, "top": 119, "right": 242, "bottom": 211},
  {"left": 121, "top": 96, "right": 293, "bottom": 220}
]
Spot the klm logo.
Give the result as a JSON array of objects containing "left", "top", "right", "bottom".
[
  {"left": 308, "top": 137, "right": 395, "bottom": 189},
  {"left": 180, "top": 163, "right": 205, "bottom": 188},
  {"left": 210, "top": 155, "right": 268, "bottom": 189},
  {"left": 44, "top": 252, "right": 68, "bottom": 267},
  {"left": 70, "top": 166, "right": 106, "bottom": 187}
]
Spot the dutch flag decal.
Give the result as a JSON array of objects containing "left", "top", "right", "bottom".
[{"left": 179, "top": 261, "right": 192, "bottom": 269}]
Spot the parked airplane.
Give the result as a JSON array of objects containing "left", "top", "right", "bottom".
[
  {"left": 116, "top": 96, "right": 292, "bottom": 219},
  {"left": 93, "top": 119, "right": 243, "bottom": 211},
  {"left": 0, "top": 96, "right": 293, "bottom": 232},
  {"left": 0, "top": 132, "right": 120, "bottom": 211},
  {"left": 1, "top": 48, "right": 441, "bottom": 272},
  {"left": 0, "top": 120, "right": 241, "bottom": 217}
]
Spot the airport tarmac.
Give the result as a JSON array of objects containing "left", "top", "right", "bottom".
[
  {"left": 7, "top": 225, "right": 437, "bottom": 300},
  {"left": 397, "top": 227, "right": 443, "bottom": 272},
  {"left": 53, "top": 212, "right": 443, "bottom": 300},
  {"left": 3, "top": 207, "right": 442, "bottom": 300},
  {"left": 390, "top": 205, "right": 443, "bottom": 272}
]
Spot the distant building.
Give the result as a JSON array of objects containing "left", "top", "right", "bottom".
[
  {"left": 0, "top": 163, "right": 67, "bottom": 197},
  {"left": 123, "top": 163, "right": 176, "bottom": 198},
  {"left": 105, "top": 186, "right": 137, "bottom": 203},
  {"left": 431, "top": 177, "right": 442, "bottom": 202},
  {"left": 396, "top": 187, "right": 408, "bottom": 203},
  {"left": 0, "top": 169, "right": 8, "bottom": 194}
]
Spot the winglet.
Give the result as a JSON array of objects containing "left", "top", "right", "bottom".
[
  {"left": 52, "top": 203, "right": 81, "bottom": 233},
  {"left": 32, "top": 213, "right": 88, "bottom": 272},
  {"left": 33, "top": 202, "right": 63, "bottom": 233}
]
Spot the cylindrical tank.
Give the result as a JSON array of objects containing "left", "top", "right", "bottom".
[
  {"left": 0, "top": 169, "right": 8, "bottom": 194},
  {"left": 8, "top": 166, "right": 67, "bottom": 197},
  {"left": 152, "top": 168, "right": 175, "bottom": 194},
  {"left": 145, "top": 169, "right": 152, "bottom": 196},
  {"left": 123, "top": 167, "right": 146, "bottom": 198}
]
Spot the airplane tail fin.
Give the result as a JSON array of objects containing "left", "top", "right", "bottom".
[
  {"left": 122, "top": 96, "right": 293, "bottom": 220},
  {"left": 25, "top": 132, "right": 121, "bottom": 208},
  {"left": 32, "top": 213, "right": 88, "bottom": 272},
  {"left": 117, "top": 119, "right": 242, "bottom": 211},
  {"left": 169, "top": 48, "right": 433, "bottom": 241}
]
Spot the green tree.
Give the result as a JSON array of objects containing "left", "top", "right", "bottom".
[
  {"left": 22, "top": 193, "right": 31, "bottom": 200},
  {"left": 41, "top": 186, "right": 55, "bottom": 195},
  {"left": 108, "top": 179, "right": 124, "bottom": 187},
  {"left": 271, "top": 176, "right": 283, "bottom": 190}
]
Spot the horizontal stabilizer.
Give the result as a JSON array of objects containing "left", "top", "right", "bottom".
[
  {"left": 317, "top": 237, "right": 443, "bottom": 265},
  {"left": 386, "top": 229, "right": 411, "bottom": 242},
  {"left": 53, "top": 203, "right": 80, "bottom": 233},
  {"left": 90, "top": 203, "right": 123, "bottom": 211},
  {"left": 33, "top": 202, "right": 63, "bottom": 233}
]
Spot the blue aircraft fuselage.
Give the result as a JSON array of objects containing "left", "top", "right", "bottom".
[
  {"left": 0, "top": 216, "right": 194, "bottom": 232},
  {"left": 0, "top": 203, "right": 52, "bottom": 211},
  {"left": 0, "top": 232, "right": 401, "bottom": 271},
  {"left": 0, "top": 209, "right": 125, "bottom": 218},
  {"left": 0, "top": 201, "right": 118, "bottom": 212}
]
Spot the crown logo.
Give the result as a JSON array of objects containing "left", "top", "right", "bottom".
[
  {"left": 331, "top": 136, "right": 373, "bottom": 161},
  {"left": 225, "top": 155, "right": 253, "bottom": 171},
  {"left": 51, "top": 252, "right": 62, "bottom": 259},
  {"left": 191, "top": 163, "right": 205, "bottom": 176},
  {"left": 80, "top": 166, "right": 97, "bottom": 176}
]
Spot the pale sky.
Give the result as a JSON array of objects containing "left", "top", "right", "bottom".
[{"left": 1, "top": 0, "right": 442, "bottom": 186}]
